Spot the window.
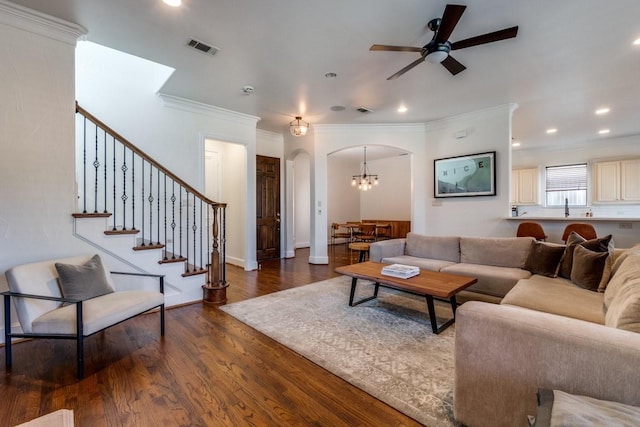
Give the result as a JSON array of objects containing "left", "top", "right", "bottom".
[{"left": 545, "top": 163, "right": 587, "bottom": 206}]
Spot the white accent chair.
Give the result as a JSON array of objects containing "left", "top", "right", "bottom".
[{"left": 3, "top": 255, "right": 165, "bottom": 379}]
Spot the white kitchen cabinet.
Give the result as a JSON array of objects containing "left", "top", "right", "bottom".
[
  {"left": 511, "top": 168, "right": 539, "bottom": 205},
  {"left": 594, "top": 159, "right": 640, "bottom": 203}
]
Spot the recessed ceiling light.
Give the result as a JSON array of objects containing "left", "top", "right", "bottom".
[
  {"left": 595, "top": 107, "right": 610, "bottom": 115},
  {"left": 511, "top": 141, "right": 521, "bottom": 147},
  {"left": 163, "top": 0, "right": 181, "bottom": 7},
  {"left": 633, "top": 38, "right": 640, "bottom": 45},
  {"left": 397, "top": 105, "right": 408, "bottom": 113},
  {"left": 324, "top": 72, "right": 337, "bottom": 79},
  {"left": 598, "top": 129, "right": 610, "bottom": 135},
  {"left": 546, "top": 128, "right": 558, "bottom": 134},
  {"left": 330, "top": 105, "right": 345, "bottom": 112}
]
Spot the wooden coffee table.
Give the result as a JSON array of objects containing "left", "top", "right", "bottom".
[{"left": 335, "top": 261, "right": 477, "bottom": 334}]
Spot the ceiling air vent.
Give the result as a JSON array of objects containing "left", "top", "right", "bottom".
[
  {"left": 187, "top": 38, "right": 220, "bottom": 56},
  {"left": 356, "top": 106, "right": 374, "bottom": 114}
]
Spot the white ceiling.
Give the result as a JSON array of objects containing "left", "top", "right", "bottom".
[{"left": 10, "top": 0, "right": 640, "bottom": 152}]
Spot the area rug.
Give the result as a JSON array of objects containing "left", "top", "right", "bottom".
[{"left": 220, "top": 276, "right": 459, "bottom": 427}]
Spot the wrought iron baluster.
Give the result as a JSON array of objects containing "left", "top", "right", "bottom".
[
  {"left": 93, "top": 125, "right": 99, "bottom": 213},
  {"left": 112, "top": 136, "right": 116, "bottom": 230},
  {"left": 163, "top": 174, "right": 168, "bottom": 260},
  {"left": 186, "top": 191, "right": 190, "bottom": 272},
  {"left": 121, "top": 145, "right": 128, "bottom": 230},
  {"left": 103, "top": 132, "right": 107, "bottom": 213},
  {"left": 192, "top": 193, "right": 197, "bottom": 270},
  {"left": 131, "top": 149, "right": 136, "bottom": 230},
  {"left": 148, "top": 165, "right": 154, "bottom": 246},
  {"left": 140, "top": 160, "right": 145, "bottom": 245},
  {"left": 206, "top": 203, "right": 211, "bottom": 284},
  {"left": 179, "top": 187, "right": 183, "bottom": 259},
  {"left": 200, "top": 198, "right": 203, "bottom": 270},
  {"left": 82, "top": 117, "right": 87, "bottom": 213},
  {"left": 157, "top": 168, "right": 161, "bottom": 245},
  {"left": 171, "top": 180, "right": 176, "bottom": 259}
]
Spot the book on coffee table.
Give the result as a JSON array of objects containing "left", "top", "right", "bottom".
[{"left": 381, "top": 263, "right": 420, "bottom": 279}]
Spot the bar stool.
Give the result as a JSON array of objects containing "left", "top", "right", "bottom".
[
  {"left": 516, "top": 222, "right": 547, "bottom": 241},
  {"left": 562, "top": 223, "right": 597, "bottom": 242}
]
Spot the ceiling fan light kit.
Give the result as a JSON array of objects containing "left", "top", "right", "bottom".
[
  {"left": 289, "top": 116, "right": 309, "bottom": 137},
  {"left": 370, "top": 4, "right": 518, "bottom": 79}
]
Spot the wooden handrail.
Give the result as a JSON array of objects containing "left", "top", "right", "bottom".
[{"left": 76, "top": 102, "right": 224, "bottom": 208}]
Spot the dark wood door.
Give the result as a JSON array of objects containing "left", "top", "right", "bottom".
[{"left": 256, "top": 155, "right": 281, "bottom": 261}]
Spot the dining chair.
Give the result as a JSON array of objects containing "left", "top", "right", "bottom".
[
  {"left": 562, "top": 223, "right": 597, "bottom": 242},
  {"left": 516, "top": 222, "right": 547, "bottom": 241},
  {"left": 354, "top": 223, "right": 376, "bottom": 242},
  {"left": 330, "top": 223, "right": 351, "bottom": 245}
]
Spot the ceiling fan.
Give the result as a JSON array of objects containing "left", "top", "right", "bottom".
[{"left": 370, "top": 4, "right": 518, "bottom": 80}]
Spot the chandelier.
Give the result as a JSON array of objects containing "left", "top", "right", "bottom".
[
  {"left": 351, "top": 146, "right": 379, "bottom": 191},
  {"left": 289, "top": 116, "right": 309, "bottom": 136}
]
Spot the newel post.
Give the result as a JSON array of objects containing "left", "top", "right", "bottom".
[{"left": 203, "top": 202, "right": 229, "bottom": 304}]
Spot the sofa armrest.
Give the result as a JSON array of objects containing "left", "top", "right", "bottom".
[
  {"left": 454, "top": 301, "right": 640, "bottom": 427},
  {"left": 369, "top": 238, "right": 406, "bottom": 262}
]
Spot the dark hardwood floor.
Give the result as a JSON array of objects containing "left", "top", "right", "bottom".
[{"left": 0, "top": 245, "right": 421, "bottom": 426}]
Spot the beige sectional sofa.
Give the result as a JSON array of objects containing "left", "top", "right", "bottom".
[
  {"left": 369, "top": 232, "right": 535, "bottom": 303},
  {"left": 370, "top": 233, "right": 640, "bottom": 426}
]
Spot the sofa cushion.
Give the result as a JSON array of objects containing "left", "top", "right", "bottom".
[
  {"left": 558, "top": 233, "right": 613, "bottom": 280},
  {"left": 55, "top": 254, "right": 114, "bottom": 303},
  {"left": 442, "top": 263, "right": 531, "bottom": 298},
  {"left": 405, "top": 233, "right": 460, "bottom": 263},
  {"left": 460, "top": 236, "right": 533, "bottom": 268},
  {"left": 523, "top": 241, "right": 565, "bottom": 277},
  {"left": 381, "top": 255, "right": 457, "bottom": 272},
  {"left": 604, "top": 251, "right": 640, "bottom": 332},
  {"left": 501, "top": 275, "right": 605, "bottom": 324},
  {"left": 32, "top": 290, "right": 164, "bottom": 336},
  {"left": 570, "top": 245, "right": 609, "bottom": 291}
]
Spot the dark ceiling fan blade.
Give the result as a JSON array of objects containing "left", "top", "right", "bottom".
[
  {"left": 435, "top": 4, "right": 466, "bottom": 43},
  {"left": 370, "top": 44, "right": 422, "bottom": 52},
  {"left": 451, "top": 26, "right": 519, "bottom": 50},
  {"left": 441, "top": 55, "right": 466, "bottom": 75},
  {"left": 387, "top": 57, "right": 426, "bottom": 80}
]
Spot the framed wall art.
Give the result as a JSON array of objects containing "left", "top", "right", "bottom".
[{"left": 434, "top": 151, "right": 496, "bottom": 198}]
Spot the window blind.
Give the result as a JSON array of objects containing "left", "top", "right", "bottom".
[{"left": 545, "top": 164, "right": 587, "bottom": 191}]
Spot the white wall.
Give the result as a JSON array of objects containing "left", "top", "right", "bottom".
[
  {"left": 205, "top": 140, "right": 246, "bottom": 267},
  {"left": 76, "top": 41, "right": 261, "bottom": 270},
  {"left": 305, "top": 123, "right": 429, "bottom": 263},
  {"left": 327, "top": 154, "right": 360, "bottom": 227},
  {"left": 294, "top": 152, "right": 311, "bottom": 248},
  {"left": 0, "top": 2, "right": 87, "bottom": 340},
  {"left": 298, "top": 105, "right": 515, "bottom": 262},
  {"left": 360, "top": 155, "right": 411, "bottom": 220},
  {"left": 424, "top": 105, "right": 515, "bottom": 237}
]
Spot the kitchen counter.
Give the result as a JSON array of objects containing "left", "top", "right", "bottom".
[{"left": 506, "top": 216, "right": 640, "bottom": 222}]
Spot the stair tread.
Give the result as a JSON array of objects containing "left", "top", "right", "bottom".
[{"left": 73, "top": 212, "right": 112, "bottom": 218}]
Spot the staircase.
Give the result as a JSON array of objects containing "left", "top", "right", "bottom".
[{"left": 73, "top": 103, "right": 227, "bottom": 306}]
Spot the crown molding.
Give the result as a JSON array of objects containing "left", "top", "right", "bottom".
[
  {"left": 0, "top": 0, "right": 86, "bottom": 45},
  {"left": 158, "top": 93, "right": 260, "bottom": 127},
  {"left": 313, "top": 122, "right": 426, "bottom": 135}
]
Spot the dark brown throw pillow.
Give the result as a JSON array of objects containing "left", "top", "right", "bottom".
[
  {"left": 558, "top": 232, "right": 612, "bottom": 279},
  {"left": 570, "top": 245, "right": 609, "bottom": 291},
  {"left": 524, "top": 241, "right": 566, "bottom": 277}
]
